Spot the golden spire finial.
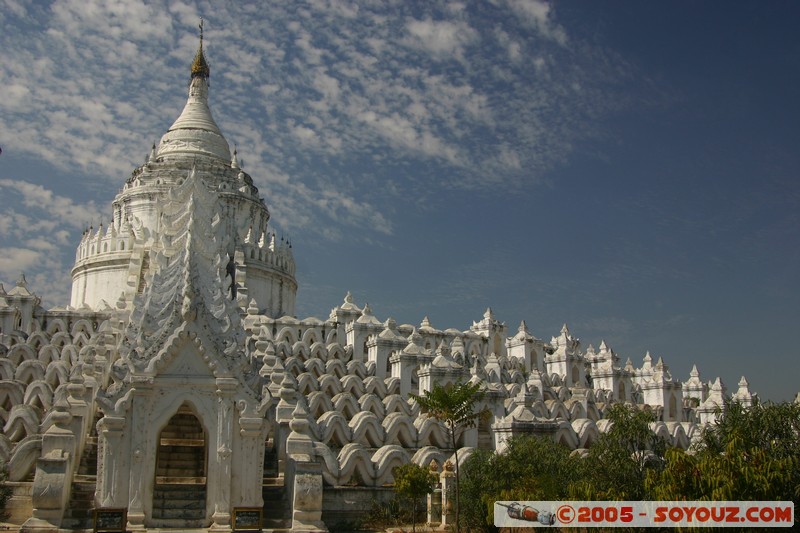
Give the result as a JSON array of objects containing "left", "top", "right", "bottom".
[{"left": 191, "top": 18, "right": 210, "bottom": 80}]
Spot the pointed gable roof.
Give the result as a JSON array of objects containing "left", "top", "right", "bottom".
[{"left": 119, "top": 167, "right": 247, "bottom": 380}]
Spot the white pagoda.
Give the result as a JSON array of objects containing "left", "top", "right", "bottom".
[{"left": 0, "top": 29, "right": 753, "bottom": 532}]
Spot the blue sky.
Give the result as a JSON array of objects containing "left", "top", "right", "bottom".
[{"left": 1, "top": 1, "right": 798, "bottom": 401}]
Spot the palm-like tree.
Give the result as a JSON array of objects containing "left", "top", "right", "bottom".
[{"left": 412, "top": 381, "right": 484, "bottom": 533}]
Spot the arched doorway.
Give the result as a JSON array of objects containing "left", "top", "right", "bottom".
[
  {"left": 668, "top": 394, "right": 678, "bottom": 422},
  {"left": 571, "top": 364, "right": 580, "bottom": 386},
  {"left": 477, "top": 412, "right": 493, "bottom": 449},
  {"left": 152, "top": 404, "right": 208, "bottom": 527}
]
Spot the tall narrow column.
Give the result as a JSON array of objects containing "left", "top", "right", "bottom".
[{"left": 211, "top": 379, "right": 237, "bottom": 530}]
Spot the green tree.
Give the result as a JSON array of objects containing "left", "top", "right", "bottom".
[
  {"left": 460, "top": 435, "right": 582, "bottom": 531},
  {"left": 570, "top": 403, "right": 666, "bottom": 500},
  {"left": 411, "top": 381, "right": 484, "bottom": 533},
  {"left": 393, "top": 463, "right": 437, "bottom": 533},
  {"left": 647, "top": 400, "right": 800, "bottom": 507},
  {"left": 458, "top": 448, "right": 496, "bottom": 531}
]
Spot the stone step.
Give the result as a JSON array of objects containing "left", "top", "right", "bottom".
[
  {"left": 153, "top": 483, "right": 206, "bottom": 497},
  {"left": 156, "top": 451, "right": 205, "bottom": 463},
  {"left": 156, "top": 465, "right": 203, "bottom": 474},
  {"left": 152, "top": 482, "right": 206, "bottom": 522},
  {"left": 264, "top": 448, "right": 278, "bottom": 459},
  {"left": 78, "top": 465, "right": 97, "bottom": 476},
  {"left": 262, "top": 517, "right": 292, "bottom": 531},
  {"left": 155, "top": 476, "right": 207, "bottom": 485},
  {"left": 156, "top": 441, "right": 205, "bottom": 479},
  {"left": 262, "top": 483, "right": 286, "bottom": 520},
  {"left": 160, "top": 419, "right": 204, "bottom": 434},
  {"left": 156, "top": 458, "right": 205, "bottom": 469},
  {"left": 263, "top": 448, "right": 279, "bottom": 479},
  {"left": 161, "top": 423, "right": 204, "bottom": 431},
  {"left": 149, "top": 518, "right": 207, "bottom": 528},
  {"left": 162, "top": 424, "right": 202, "bottom": 431},
  {"left": 263, "top": 496, "right": 284, "bottom": 507},
  {"left": 158, "top": 445, "right": 205, "bottom": 454},
  {"left": 63, "top": 480, "right": 97, "bottom": 530},
  {"left": 68, "top": 483, "right": 96, "bottom": 507},
  {"left": 161, "top": 424, "right": 202, "bottom": 433},
  {"left": 62, "top": 517, "right": 93, "bottom": 529},
  {"left": 71, "top": 481, "right": 96, "bottom": 492},
  {"left": 162, "top": 430, "right": 203, "bottom": 438},
  {"left": 159, "top": 438, "right": 205, "bottom": 447},
  {"left": 158, "top": 485, "right": 204, "bottom": 493},
  {"left": 167, "top": 413, "right": 201, "bottom": 422},
  {"left": 65, "top": 498, "right": 94, "bottom": 510},
  {"left": 156, "top": 465, "right": 205, "bottom": 474},
  {"left": 157, "top": 462, "right": 203, "bottom": 471},
  {"left": 157, "top": 450, "right": 199, "bottom": 457},
  {"left": 153, "top": 494, "right": 205, "bottom": 503},
  {"left": 264, "top": 501, "right": 283, "bottom": 513},
  {"left": 156, "top": 472, "right": 205, "bottom": 480},
  {"left": 78, "top": 442, "right": 98, "bottom": 476},
  {"left": 161, "top": 424, "right": 205, "bottom": 437},
  {"left": 152, "top": 493, "right": 205, "bottom": 503},
  {"left": 152, "top": 507, "right": 206, "bottom": 519},
  {"left": 154, "top": 481, "right": 206, "bottom": 490},
  {"left": 160, "top": 431, "right": 204, "bottom": 438},
  {"left": 153, "top": 488, "right": 206, "bottom": 497},
  {"left": 156, "top": 463, "right": 204, "bottom": 472},
  {"left": 63, "top": 507, "right": 94, "bottom": 519},
  {"left": 151, "top": 497, "right": 205, "bottom": 508}
]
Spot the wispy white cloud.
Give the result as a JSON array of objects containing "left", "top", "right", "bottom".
[
  {"left": 404, "top": 18, "right": 478, "bottom": 61},
  {"left": 0, "top": 179, "right": 99, "bottom": 306},
  {"left": 0, "top": 248, "right": 41, "bottom": 275},
  {"left": 500, "top": 0, "right": 568, "bottom": 45},
  {"left": 0, "top": 0, "right": 636, "bottom": 305},
  {"left": 0, "top": 179, "right": 99, "bottom": 228},
  {"left": 1, "top": 0, "right": 630, "bottom": 212}
]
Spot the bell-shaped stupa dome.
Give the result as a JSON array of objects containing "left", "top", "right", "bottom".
[{"left": 156, "top": 20, "right": 230, "bottom": 163}]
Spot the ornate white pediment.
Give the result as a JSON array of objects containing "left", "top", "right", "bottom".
[{"left": 157, "top": 338, "right": 217, "bottom": 385}]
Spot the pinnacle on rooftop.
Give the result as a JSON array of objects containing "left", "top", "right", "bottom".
[{"left": 191, "top": 19, "right": 210, "bottom": 80}]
